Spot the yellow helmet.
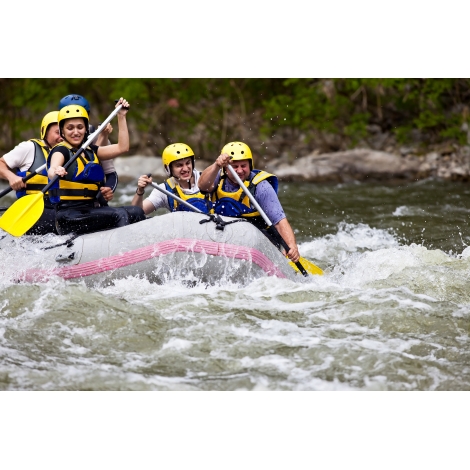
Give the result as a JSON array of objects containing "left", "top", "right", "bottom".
[
  {"left": 221, "top": 141, "right": 254, "bottom": 170},
  {"left": 58, "top": 105, "right": 89, "bottom": 136},
  {"left": 162, "top": 143, "right": 195, "bottom": 176},
  {"left": 40, "top": 111, "right": 59, "bottom": 140}
]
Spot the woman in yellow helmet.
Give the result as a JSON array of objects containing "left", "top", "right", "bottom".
[
  {"left": 47, "top": 98, "right": 146, "bottom": 236},
  {"left": 58, "top": 94, "right": 117, "bottom": 206},
  {"left": 131, "top": 143, "right": 211, "bottom": 215},
  {"left": 198, "top": 141, "right": 300, "bottom": 263},
  {"left": 0, "top": 111, "right": 65, "bottom": 234}
]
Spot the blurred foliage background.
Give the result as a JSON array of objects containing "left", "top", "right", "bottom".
[{"left": 1, "top": 78, "right": 469, "bottom": 160}]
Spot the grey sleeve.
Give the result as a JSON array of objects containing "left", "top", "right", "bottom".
[{"left": 254, "top": 180, "right": 286, "bottom": 225}]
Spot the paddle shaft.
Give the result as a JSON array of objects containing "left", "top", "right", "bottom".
[
  {"left": 226, "top": 165, "right": 308, "bottom": 277},
  {"left": 149, "top": 181, "right": 206, "bottom": 214},
  {"left": 0, "top": 163, "right": 47, "bottom": 199},
  {"left": 42, "top": 104, "right": 123, "bottom": 194}
]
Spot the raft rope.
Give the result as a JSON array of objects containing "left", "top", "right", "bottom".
[
  {"left": 199, "top": 213, "right": 248, "bottom": 231},
  {"left": 42, "top": 234, "right": 79, "bottom": 250},
  {"left": 26, "top": 215, "right": 245, "bottom": 251},
  {"left": 41, "top": 219, "right": 129, "bottom": 251}
]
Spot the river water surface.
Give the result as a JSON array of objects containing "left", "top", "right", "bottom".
[{"left": 1, "top": 178, "right": 470, "bottom": 391}]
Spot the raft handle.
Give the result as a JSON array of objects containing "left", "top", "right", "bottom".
[
  {"left": 55, "top": 252, "right": 75, "bottom": 262},
  {"left": 199, "top": 214, "right": 247, "bottom": 231}
]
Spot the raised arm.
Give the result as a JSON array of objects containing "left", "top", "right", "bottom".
[
  {"left": 94, "top": 123, "right": 112, "bottom": 147},
  {"left": 96, "top": 98, "right": 130, "bottom": 161},
  {"left": 131, "top": 174, "right": 156, "bottom": 215},
  {"left": 198, "top": 153, "right": 231, "bottom": 192}
]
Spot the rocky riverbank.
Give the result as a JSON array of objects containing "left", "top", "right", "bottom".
[{"left": 114, "top": 145, "right": 470, "bottom": 184}]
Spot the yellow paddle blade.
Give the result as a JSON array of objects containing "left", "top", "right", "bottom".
[
  {"left": 0, "top": 193, "right": 45, "bottom": 237},
  {"left": 289, "top": 257, "right": 324, "bottom": 276}
]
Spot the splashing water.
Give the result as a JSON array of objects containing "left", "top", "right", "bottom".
[{"left": 0, "top": 179, "right": 469, "bottom": 390}]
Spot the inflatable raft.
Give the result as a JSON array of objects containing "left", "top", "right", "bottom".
[{"left": 12, "top": 212, "right": 311, "bottom": 286}]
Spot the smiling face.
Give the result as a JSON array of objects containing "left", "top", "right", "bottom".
[
  {"left": 62, "top": 118, "right": 87, "bottom": 147},
  {"left": 44, "top": 124, "right": 63, "bottom": 147},
  {"left": 227, "top": 159, "right": 251, "bottom": 183},
  {"left": 171, "top": 157, "right": 193, "bottom": 181}
]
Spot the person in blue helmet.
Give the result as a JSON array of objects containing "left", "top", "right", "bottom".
[{"left": 58, "top": 94, "right": 118, "bottom": 206}]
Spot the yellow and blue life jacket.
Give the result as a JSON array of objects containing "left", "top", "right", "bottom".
[
  {"left": 211, "top": 169, "right": 278, "bottom": 228},
  {"left": 15, "top": 139, "right": 50, "bottom": 199},
  {"left": 47, "top": 141, "right": 104, "bottom": 204},
  {"left": 164, "top": 174, "right": 212, "bottom": 214}
]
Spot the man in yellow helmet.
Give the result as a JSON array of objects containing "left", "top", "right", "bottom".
[
  {"left": 198, "top": 141, "right": 300, "bottom": 263},
  {"left": 131, "top": 143, "right": 211, "bottom": 215},
  {"left": 0, "top": 111, "right": 65, "bottom": 234}
]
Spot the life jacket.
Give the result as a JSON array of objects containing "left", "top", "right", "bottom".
[
  {"left": 15, "top": 139, "right": 50, "bottom": 199},
  {"left": 212, "top": 169, "right": 278, "bottom": 229},
  {"left": 164, "top": 173, "right": 212, "bottom": 214},
  {"left": 47, "top": 141, "right": 104, "bottom": 204}
]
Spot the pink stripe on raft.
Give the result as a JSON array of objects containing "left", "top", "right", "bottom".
[{"left": 18, "top": 238, "right": 287, "bottom": 282}]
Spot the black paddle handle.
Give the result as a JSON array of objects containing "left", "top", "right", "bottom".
[
  {"left": 268, "top": 226, "right": 309, "bottom": 277},
  {"left": 0, "top": 186, "right": 14, "bottom": 199},
  {"left": 0, "top": 169, "right": 46, "bottom": 199}
]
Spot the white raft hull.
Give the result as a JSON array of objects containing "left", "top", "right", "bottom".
[{"left": 17, "top": 212, "right": 306, "bottom": 286}]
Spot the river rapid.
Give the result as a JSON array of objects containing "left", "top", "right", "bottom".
[{"left": 1, "top": 178, "right": 470, "bottom": 391}]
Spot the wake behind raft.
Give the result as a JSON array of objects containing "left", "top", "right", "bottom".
[{"left": 12, "top": 212, "right": 322, "bottom": 287}]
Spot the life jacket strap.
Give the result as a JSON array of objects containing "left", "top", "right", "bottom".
[{"left": 49, "top": 187, "right": 99, "bottom": 200}]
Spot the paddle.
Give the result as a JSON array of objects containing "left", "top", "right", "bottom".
[
  {"left": 149, "top": 181, "right": 206, "bottom": 214},
  {"left": 0, "top": 104, "right": 123, "bottom": 237},
  {"left": 226, "top": 165, "right": 319, "bottom": 277},
  {"left": 149, "top": 178, "right": 322, "bottom": 276},
  {"left": 287, "top": 257, "right": 323, "bottom": 276},
  {"left": 0, "top": 163, "right": 47, "bottom": 200}
]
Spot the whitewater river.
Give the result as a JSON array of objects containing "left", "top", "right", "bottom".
[{"left": 1, "top": 178, "right": 470, "bottom": 391}]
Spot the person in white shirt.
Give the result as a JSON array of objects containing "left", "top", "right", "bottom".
[
  {"left": 131, "top": 143, "right": 211, "bottom": 215},
  {"left": 0, "top": 112, "right": 64, "bottom": 234}
]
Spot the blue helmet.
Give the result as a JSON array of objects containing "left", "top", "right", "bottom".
[{"left": 58, "top": 94, "right": 91, "bottom": 113}]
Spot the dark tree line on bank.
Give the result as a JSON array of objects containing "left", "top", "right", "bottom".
[{"left": 1, "top": 78, "right": 469, "bottom": 161}]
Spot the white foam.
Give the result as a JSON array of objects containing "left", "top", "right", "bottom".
[
  {"left": 1, "top": 213, "right": 469, "bottom": 391},
  {"left": 300, "top": 222, "right": 399, "bottom": 267},
  {"left": 161, "top": 338, "right": 193, "bottom": 351},
  {"left": 460, "top": 246, "right": 470, "bottom": 259},
  {"left": 393, "top": 205, "right": 412, "bottom": 216}
]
